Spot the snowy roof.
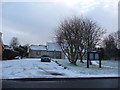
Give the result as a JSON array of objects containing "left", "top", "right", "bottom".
[
  {"left": 47, "top": 42, "right": 62, "bottom": 51},
  {"left": 30, "top": 45, "right": 47, "bottom": 51},
  {"left": 3, "top": 45, "right": 13, "bottom": 50}
]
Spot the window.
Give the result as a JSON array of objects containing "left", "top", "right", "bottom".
[{"left": 36, "top": 51, "right": 41, "bottom": 55}]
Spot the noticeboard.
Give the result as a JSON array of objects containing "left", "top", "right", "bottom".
[
  {"left": 89, "top": 52, "right": 100, "bottom": 60},
  {"left": 87, "top": 50, "right": 101, "bottom": 68},
  {"left": 95, "top": 53, "right": 99, "bottom": 60},
  {"left": 89, "top": 53, "right": 94, "bottom": 60}
]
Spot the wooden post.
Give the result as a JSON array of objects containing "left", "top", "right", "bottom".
[
  {"left": 99, "top": 53, "right": 101, "bottom": 68},
  {"left": 87, "top": 52, "right": 89, "bottom": 68}
]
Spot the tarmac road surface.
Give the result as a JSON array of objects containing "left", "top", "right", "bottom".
[{"left": 2, "top": 77, "right": 120, "bottom": 88}]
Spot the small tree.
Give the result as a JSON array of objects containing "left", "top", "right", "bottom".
[
  {"left": 10, "top": 37, "right": 19, "bottom": 49},
  {"left": 103, "top": 31, "right": 119, "bottom": 59},
  {"left": 14, "top": 44, "right": 29, "bottom": 59}
]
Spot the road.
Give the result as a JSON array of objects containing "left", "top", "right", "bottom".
[{"left": 2, "top": 77, "right": 120, "bottom": 88}]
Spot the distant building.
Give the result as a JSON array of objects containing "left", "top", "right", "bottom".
[
  {"left": 28, "top": 45, "right": 47, "bottom": 58},
  {"left": 28, "top": 42, "right": 65, "bottom": 59},
  {"left": 47, "top": 42, "right": 65, "bottom": 59},
  {"left": 0, "top": 32, "right": 2, "bottom": 60}
]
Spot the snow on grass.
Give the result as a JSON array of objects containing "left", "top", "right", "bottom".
[
  {"left": 53, "top": 59, "right": 119, "bottom": 77},
  {"left": 2, "top": 58, "right": 119, "bottom": 79},
  {"left": 2, "top": 58, "right": 80, "bottom": 79}
]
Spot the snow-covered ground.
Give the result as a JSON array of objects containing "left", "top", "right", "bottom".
[
  {"left": 53, "top": 59, "right": 119, "bottom": 77},
  {"left": 1, "top": 58, "right": 119, "bottom": 79}
]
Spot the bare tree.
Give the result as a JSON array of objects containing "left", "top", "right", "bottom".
[
  {"left": 103, "top": 34, "right": 117, "bottom": 59},
  {"left": 81, "top": 18, "right": 105, "bottom": 63},
  {"left": 10, "top": 37, "right": 19, "bottom": 49},
  {"left": 55, "top": 16, "right": 105, "bottom": 65},
  {"left": 111, "top": 31, "right": 120, "bottom": 49},
  {"left": 83, "top": 19, "right": 105, "bottom": 49},
  {"left": 56, "top": 17, "right": 80, "bottom": 65}
]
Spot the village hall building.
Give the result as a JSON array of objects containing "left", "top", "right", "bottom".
[{"left": 28, "top": 42, "right": 65, "bottom": 59}]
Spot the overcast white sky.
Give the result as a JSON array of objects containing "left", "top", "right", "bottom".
[{"left": 1, "top": 0, "right": 119, "bottom": 45}]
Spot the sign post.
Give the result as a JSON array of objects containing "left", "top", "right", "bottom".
[
  {"left": 99, "top": 54, "right": 101, "bottom": 68},
  {"left": 87, "top": 50, "right": 101, "bottom": 68},
  {"left": 87, "top": 51, "right": 89, "bottom": 68}
]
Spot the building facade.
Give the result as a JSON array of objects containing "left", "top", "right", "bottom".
[
  {"left": 28, "top": 45, "right": 47, "bottom": 58},
  {"left": 47, "top": 42, "right": 65, "bottom": 59},
  {"left": 28, "top": 42, "right": 65, "bottom": 59},
  {"left": 0, "top": 32, "right": 2, "bottom": 60}
]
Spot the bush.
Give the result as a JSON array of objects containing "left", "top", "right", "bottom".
[{"left": 2, "top": 49, "right": 19, "bottom": 60}]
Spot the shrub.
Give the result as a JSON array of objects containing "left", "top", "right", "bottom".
[{"left": 2, "top": 49, "right": 19, "bottom": 60}]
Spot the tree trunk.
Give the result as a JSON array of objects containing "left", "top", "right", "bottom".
[
  {"left": 79, "top": 52, "right": 84, "bottom": 63},
  {"left": 69, "top": 55, "right": 77, "bottom": 65}
]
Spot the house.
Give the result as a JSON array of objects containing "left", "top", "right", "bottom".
[
  {"left": 47, "top": 42, "right": 65, "bottom": 59},
  {"left": 0, "top": 32, "right": 2, "bottom": 60},
  {"left": 28, "top": 45, "right": 47, "bottom": 58},
  {"left": 28, "top": 42, "right": 65, "bottom": 59}
]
